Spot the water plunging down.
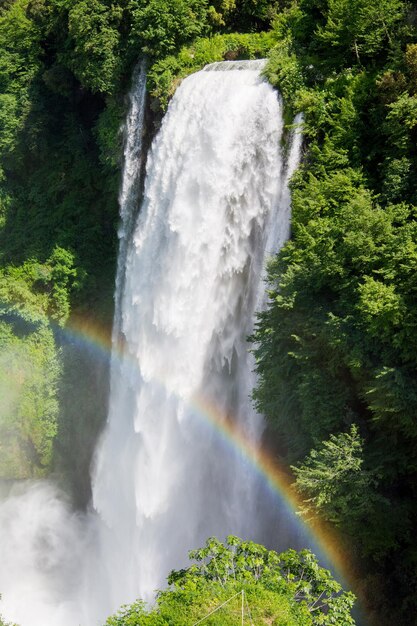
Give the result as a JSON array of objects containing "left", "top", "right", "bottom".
[
  {"left": 92, "top": 59, "right": 303, "bottom": 605},
  {"left": 0, "top": 60, "right": 302, "bottom": 626},
  {"left": 114, "top": 58, "right": 148, "bottom": 337}
]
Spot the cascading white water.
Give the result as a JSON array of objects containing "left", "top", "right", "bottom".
[
  {"left": 92, "top": 60, "right": 303, "bottom": 606},
  {"left": 114, "top": 59, "right": 147, "bottom": 337},
  {"left": 0, "top": 60, "right": 302, "bottom": 626}
]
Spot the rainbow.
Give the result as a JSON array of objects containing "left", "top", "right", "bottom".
[
  {"left": 3, "top": 310, "right": 364, "bottom": 618},
  {"left": 65, "top": 317, "right": 357, "bottom": 584},
  {"left": 191, "top": 393, "right": 351, "bottom": 575}
]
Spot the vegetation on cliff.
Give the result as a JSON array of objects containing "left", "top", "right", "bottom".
[{"left": 252, "top": 2, "right": 417, "bottom": 623}]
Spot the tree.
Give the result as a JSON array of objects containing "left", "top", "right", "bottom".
[
  {"left": 316, "top": 0, "right": 404, "bottom": 63},
  {"left": 104, "top": 537, "right": 356, "bottom": 625},
  {"left": 129, "top": 0, "right": 209, "bottom": 59},
  {"left": 66, "top": 0, "right": 123, "bottom": 94},
  {"left": 292, "top": 426, "right": 384, "bottom": 526}
]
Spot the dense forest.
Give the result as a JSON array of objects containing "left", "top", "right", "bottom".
[{"left": 0, "top": 0, "right": 416, "bottom": 624}]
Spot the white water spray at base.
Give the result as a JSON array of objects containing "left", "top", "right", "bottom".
[{"left": 0, "top": 61, "right": 302, "bottom": 626}]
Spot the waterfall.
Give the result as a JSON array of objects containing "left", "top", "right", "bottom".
[
  {"left": 92, "top": 60, "right": 303, "bottom": 605},
  {"left": 0, "top": 61, "right": 302, "bottom": 626},
  {"left": 114, "top": 59, "right": 147, "bottom": 338}
]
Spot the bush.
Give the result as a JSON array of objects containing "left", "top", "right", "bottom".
[{"left": 104, "top": 537, "right": 356, "bottom": 626}]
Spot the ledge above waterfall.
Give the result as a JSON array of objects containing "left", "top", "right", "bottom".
[{"left": 203, "top": 59, "right": 267, "bottom": 72}]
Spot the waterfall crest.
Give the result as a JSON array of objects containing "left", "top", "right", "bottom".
[{"left": 0, "top": 61, "right": 302, "bottom": 626}]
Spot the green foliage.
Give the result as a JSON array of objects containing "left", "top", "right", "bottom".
[
  {"left": 316, "top": 0, "right": 405, "bottom": 63},
  {"left": 105, "top": 601, "right": 149, "bottom": 626},
  {"left": 0, "top": 247, "right": 75, "bottom": 477},
  {"left": 384, "top": 93, "right": 417, "bottom": 150},
  {"left": 104, "top": 537, "right": 356, "bottom": 626},
  {"left": 0, "top": 319, "right": 60, "bottom": 478},
  {"left": 230, "top": 0, "right": 279, "bottom": 31},
  {"left": 148, "top": 31, "right": 274, "bottom": 108},
  {"left": 0, "top": 0, "right": 41, "bottom": 177},
  {"left": 293, "top": 426, "right": 386, "bottom": 532},
  {"left": 94, "top": 95, "right": 125, "bottom": 169},
  {"left": 0, "top": 0, "right": 119, "bottom": 485},
  {"left": 107, "top": 588, "right": 307, "bottom": 625},
  {"left": 253, "top": 1, "right": 417, "bottom": 623},
  {"left": 0, "top": 247, "right": 80, "bottom": 325},
  {"left": 66, "top": 0, "right": 123, "bottom": 94},
  {"left": 129, "top": 0, "right": 209, "bottom": 59},
  {"left": 264, "top": 38, "right": 304, "bottom": 105},
  {"left": 207, "top": 0, "right": 236, "bottom": 27}
]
